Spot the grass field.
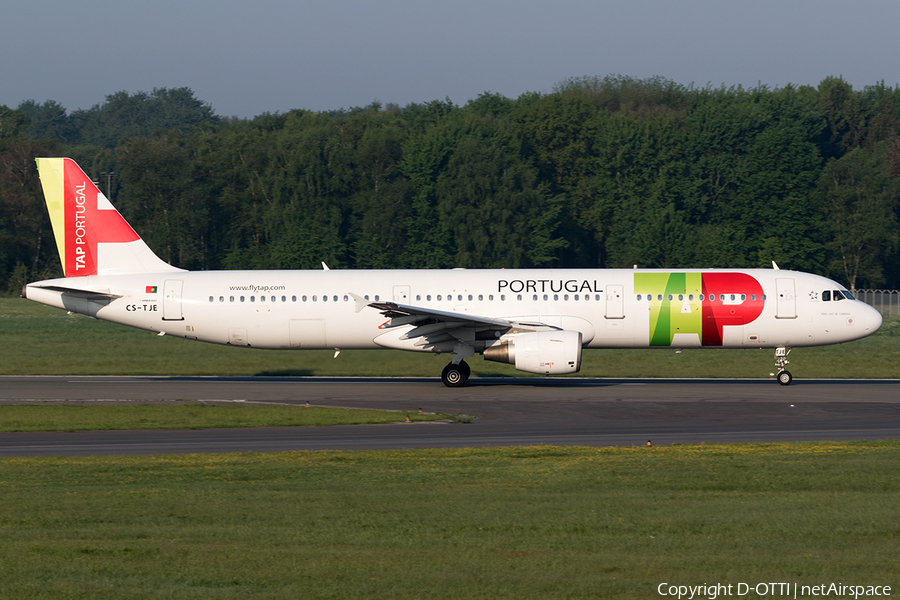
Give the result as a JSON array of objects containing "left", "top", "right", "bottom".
[
  {"left": 2, "top": 298, "right": 899, "bottom": 378},
  {"left": 0, "top": 403, "right": 451, "bottom": 432},
  {"left": 1, "top": 442, "right": 898, "bottom": 599}
]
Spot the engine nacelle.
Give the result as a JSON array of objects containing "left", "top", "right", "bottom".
[{"left": 483, "top": 330, "right": 583, "bottom": 375}]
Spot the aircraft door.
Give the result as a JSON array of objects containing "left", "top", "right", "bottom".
[
  {"left": 776, "top": 278, "right": 797, "bottom": 319},
  {"left": 605, "top": 284, "right": 624, "bottom": 319},
  {"left": 393, "top": 285, "right": 410, "bottom": 303},
  {"left": 162, "top": 279, "right": 184, "bottom": 321}
]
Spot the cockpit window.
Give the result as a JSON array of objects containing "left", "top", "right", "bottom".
[
  {"left": 840, "top": 289, "right": 855, "bottom": 300},
  {"left": 822, "top": 290, "right": 831, "bottom": 301},
  {"left": 833, "top": 289, "right": 845, "bottom": 301}
]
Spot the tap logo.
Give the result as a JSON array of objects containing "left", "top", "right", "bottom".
[{"left": 635, "top": 272, "right": 765, "bottom": 346}]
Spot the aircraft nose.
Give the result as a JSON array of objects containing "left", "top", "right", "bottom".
[{"left": 866, "top": 303, "right": 883, "bottom": 334}]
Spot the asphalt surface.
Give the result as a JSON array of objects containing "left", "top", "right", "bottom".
[{"left": 2, "top": 376, "right": 899, "bottom": 456}]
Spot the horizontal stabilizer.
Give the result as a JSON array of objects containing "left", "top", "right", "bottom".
[{"left": 27, "top": 281, "right": 123, "bottom": 299}]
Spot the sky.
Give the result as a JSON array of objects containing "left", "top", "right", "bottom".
[{"left": 3, "top": 0, "right": 900, "bottom": 119}]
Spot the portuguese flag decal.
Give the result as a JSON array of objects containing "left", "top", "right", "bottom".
[{"left": 146, "top": 285, "right": 158, "bottom": 294}]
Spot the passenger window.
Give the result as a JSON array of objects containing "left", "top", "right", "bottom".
[
  {"left": 312, "top": 295, "right": 317, "bottom": 302},
  {"left": 437, "top": 295, "right": 442, "bottom": 301},
  {"left": 637, "top": 294, "right": 642, "bottom": 301},
  {"left": 374, "top": 295, "right": 380, "bottom": 301},
  {"left": 751, "top": 294, "right": 756, "bottom": 301},
  {"left": 250, "top": 296, "right": 256, "bottom": 303},
  {"left": 564, "top": 294, "right": 569, "bottom": 301},
  {"left": 416, "top": 295, "right": 421, "bottom": 301},
  {"left": 678, "top": 294, "right": 683, "bottom": 301},
  {"left": 543, "top": 294, "right": 548, "bottom": 301},
  {"left": 229, "top": 296, "right": 235, "bottom": 302},
  {"left": 468, "top": 294, "right": 473, "bottom": 301},
  {"left": 478, "top": 294, "right": 483, "bottom": 301},
  {"left": 823, "top": 290, "right": 831, "bottom": 302},
  {"left": 323, "top": 295, "right": 327, "bottom": 302},
  {"left": 209, "top": 296, "right": 213, "bottom": 303},
  {"left": 657, "top": 294, "right": 662, "bottom": 301},
  {"left": 668, "top": 294, "right": 673, "bottom": 301},
  {"left": 292, "top": 296, "right": 297, "bottom": 302},
  {"left": 517, "top": 294, "right": 522, "bottom": 301},
  {"left": 240, "top": 296, "right": 245, "bottom": 302},
  {"left": 595, "top": 294, "right": 601, "bottom": 301},
  {"left": 575, "top": 294, "right": 580, "bottom": 301}
]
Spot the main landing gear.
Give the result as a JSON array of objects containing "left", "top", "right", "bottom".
[
  {"left": 774, "top": 347, "right": 792, "bottom": 386},
  {"left": 441, "top": 360, "right": 470, "bottom": 387}
]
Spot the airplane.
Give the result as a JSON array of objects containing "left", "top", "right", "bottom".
[{"left": 23, "top": 157, "right": 883, "bottom": 387}]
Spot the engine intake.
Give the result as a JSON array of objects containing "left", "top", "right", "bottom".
[{"left": 483, "top": 330, "right": 583, "bottom": 375}]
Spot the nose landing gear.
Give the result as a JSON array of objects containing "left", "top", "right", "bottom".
[{"left": 774, "top": 347, "right": 792, "bottom": 385}]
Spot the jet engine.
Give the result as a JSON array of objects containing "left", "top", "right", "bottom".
[{"left": 483, "top": 330, "right": 583, "bottom": 375}]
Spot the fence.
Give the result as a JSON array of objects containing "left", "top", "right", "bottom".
[{"left": 855, "top": 289, "right": 900, "bottom": 317}]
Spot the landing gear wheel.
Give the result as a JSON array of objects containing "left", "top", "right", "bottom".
[
  {"left": 777, "top": 370, "right": 793, "bottom": 386},
  {"left": 441, "top": 361, "right": 470, "bottom": 387},
  {"left": 459, "top": 360, "right": 470, "bottom": 380}
]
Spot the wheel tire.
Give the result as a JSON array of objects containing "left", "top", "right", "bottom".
[
  {"left": 441, "top": 362, "right": 468, "bottom": 387},
  {"left": 777, "top": 370, "right": 793, "bottom": 386},
  {"left": 459, "top": 360, "right": 471, "bottom": 379}
]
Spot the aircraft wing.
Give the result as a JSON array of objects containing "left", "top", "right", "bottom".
[{"left": 350, "top": 293, "right": 557, "bottom": 349}]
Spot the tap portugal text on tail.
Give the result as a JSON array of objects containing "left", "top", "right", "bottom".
[{"left": 24, "top": 158, "right": 883, "bottom": 387}]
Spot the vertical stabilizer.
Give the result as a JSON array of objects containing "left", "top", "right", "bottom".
[{"left": 35, "top": 158, "right": 183, "bottom": 277}]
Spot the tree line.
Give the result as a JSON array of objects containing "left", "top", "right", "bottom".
[{"left": 2, "top": 76, "right": 899, "bottom": 295}]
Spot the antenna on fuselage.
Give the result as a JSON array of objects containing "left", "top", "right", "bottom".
[
  {"left": 772, "top": 261, "right": 780, "bottom": 270},
  {"left": 322, "top": 262, "right": 330, "bottom": 271}
]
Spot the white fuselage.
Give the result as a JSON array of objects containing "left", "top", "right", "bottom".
[{"left": 25, "top": 268, "right": 882, "bottom": 352}]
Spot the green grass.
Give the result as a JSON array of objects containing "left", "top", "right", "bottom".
[
  {"left": 1, "top": 442, "right": 898, "bottom": 599},
  {"left": 2, "top": 297, "right": 899, "bottom": 378},
  {"left": 0, "top": 403, "right": 451, "bottom": 432}
]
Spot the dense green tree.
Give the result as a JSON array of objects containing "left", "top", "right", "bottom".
[
  {"left": 116, "top": 131, "right": 212, "bottom": 269},
  {"left": 68, "top": 87, "right": 219, "bottom": 148},
  {"left": 17, "top": 100, "right": 74, "bottom": 143},
  {"left": 0, "top": 137, "right": 60, "bottom": 292},
  {"left": 0, "top": 105, "right": 29, "bottom": 141},
  {"left": 4, "top": 76, "right": 900, "bottom": 294},
  {"left": 813, "top": 145, "right": 900, "bottom": 290}
]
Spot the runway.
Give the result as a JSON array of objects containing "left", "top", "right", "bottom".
[{"left": 2, "top": 376, "right": 899, "bottom": 456}]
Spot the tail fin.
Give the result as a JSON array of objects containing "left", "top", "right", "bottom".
[{"left": 36, "top": 158, "right": 182, "bottom": 277}]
